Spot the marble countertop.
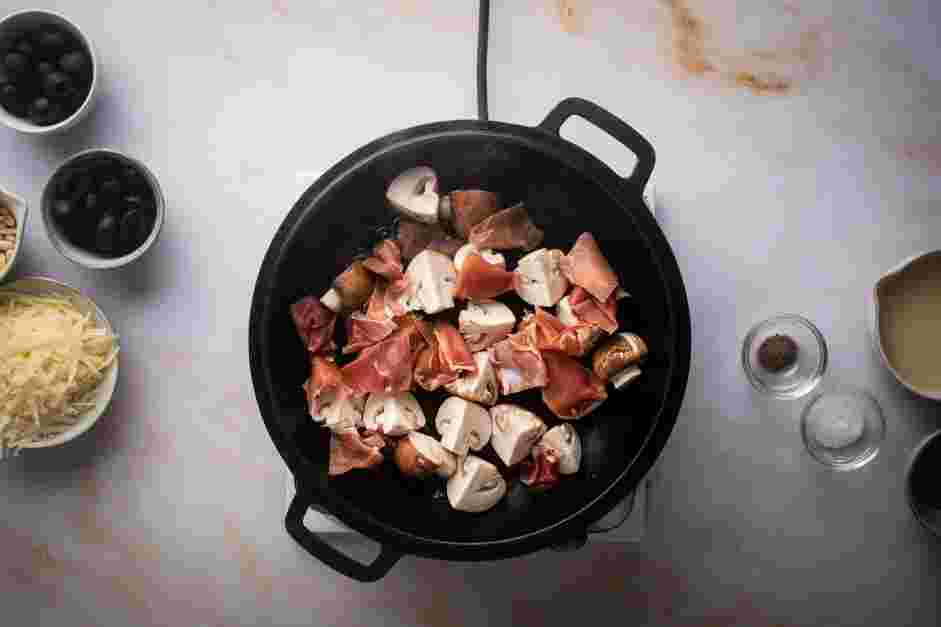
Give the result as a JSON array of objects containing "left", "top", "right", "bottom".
[{"left": 2, "top": 1, "right": 941, "bottom": 625}]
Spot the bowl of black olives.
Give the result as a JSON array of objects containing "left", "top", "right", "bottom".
[
  {"left": 41, "top": 149, "right": 165, "bottom": 269},
  {"left": 0, "top": 10, "right": 96, "bottom": 133}
]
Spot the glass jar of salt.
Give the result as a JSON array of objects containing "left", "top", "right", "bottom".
[{"left": 801, "top": 388, "right": 885, "bottom": 470}]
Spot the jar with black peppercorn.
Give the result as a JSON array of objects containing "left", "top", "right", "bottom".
[{"left": 742, "top": 315, "right": 828, "bottom": 399}]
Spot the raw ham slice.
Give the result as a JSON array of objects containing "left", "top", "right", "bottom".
[
  {"left": 517, "top": 308, "right": 595, "bottom": 357},
  {"left": 344, "top": 313, "right": 398, "bottom": 355},
  {"left": 328, "top": 429, "right": 385, "bottom": 476},
  {"left": 449, "top": 190, "right": 500, "bottom": 238},
  {"left": 414, "top": 321, "right": 477, "bottom": 391},
  {"left": 342, "top": 316, "right": 429, "bottom": 394},
  {"left": 468, "top": 203, "right": 544, "bottom": 251},
  {"left": 491, "top": 332, "right": 548, "bottom": 395},
  {"left": 302, "top": 356, "right": 351, "bottom": 417},
  {"left": 425, "top": 237, "right": 464, "bottom": 258},
  {"left": 569, "top": 287, "right": 618, "bottom": 334},
  {"left": 290, "top": 296, "right": 337, "bottom": 354},
  {"left": 397, "top": 219, "right": 462, "bottom": 261},
  {"left": 541, "top": 351, "right": 608, "bottom": 419},
  {"left": 454, "top": 253, "right": 515, "bottom": 301},
  {"left": 559, "top": 232, "right": 619, "bottom": 303},
  {"left": 362, "top": 239, "right": 404, "bottom": 281},
  {"left": 365, "top": 280, "right": 408, "bottom": 320},
  {"left": 520, "top": 449, "right": 561, "bottom": 490}
]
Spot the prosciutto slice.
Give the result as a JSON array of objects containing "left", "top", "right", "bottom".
[
  {"left": 328, "top": 429, "right": 385, "bottom": 476},
  {"left": 362, "top": 239, "right": 404, "bottom": 281},
  {"left": 366, "top": 279, "right": 409, "bottom": 320},
  {"left": 559, "top": 232, "right": 619, "bottom": 303},
  {"left": 302, "top": 356, "right": 351, "bottom": 417},
  {"left": 468, "top": 203, "right": 544, "bottom": 251},
  {"left": 397, "top": 218, "right": 462, "bottom": 261},
  {"left": 290, "top": 296, "right": 337, "bottom": 354},
  {"left": 415, "top": 321, "right": 477, "bottom": 391},
  {"left": 568, "top": 287, "right": 618, "bottom": 334},
  {"left": 341, "top": 316, "right": 430, "bottom": 394},
  {"left": 541, "top": 350, "right": 608, "bottom": 420},
  {"left": 517, "top": 308, "right": 595, "bottom": 357},
  {"left": 453, "top": 253, "right": 515, "bottom": 301},
  {"left": 344, "top": 312, "right": 398, "bottom": 355},
  {"left": 520, "top": 449, "right": 561, "bottom": 490},
  {"left": 491, "top": 332, "right": 548, "bottom": 395}
]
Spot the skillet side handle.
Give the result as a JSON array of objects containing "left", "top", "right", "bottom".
[
  {"left": 539, "top": 97, "right": 655, "bottom": 192},
  {"left": 286, "top": 489, "right": 403, "bottom": 583}
]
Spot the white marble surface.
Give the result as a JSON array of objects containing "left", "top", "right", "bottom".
[{"left": 2, "top": 1, "right": 941, "bottom": 625}]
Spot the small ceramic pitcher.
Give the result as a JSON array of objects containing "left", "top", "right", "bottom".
[
  {"left": 871, "top": 250, "right": 941, "bottom": 401},
  {"left": 0, "top": 184, "right": 27, "bottom": 283}
]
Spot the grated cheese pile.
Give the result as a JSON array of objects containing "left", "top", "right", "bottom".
[{"left": 0, "top": 293, "right": 118, "bottom": 450}]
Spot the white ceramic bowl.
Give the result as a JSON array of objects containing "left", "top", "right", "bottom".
[
  {"left": 1, "top": 276, "right": 119, "bottom": 449},
  {"left": 41, "top": 148, "right": 166, "bottom": 269},
  {"left": 0, "top": 10, "right": 98, "bottom": 134},
  {"left": 870, "top": 250, "right": 941, "bottom": 401},
  {"left": 0, "top": 184, "right": 27, "bottom": 283}
]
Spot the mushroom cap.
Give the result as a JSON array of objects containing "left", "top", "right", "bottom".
[
  {"left": 454, "top": 243, "right": 506, "bottom": 271},
  {"left": 592, "top": 332, "right": 649, "bottom": 381},
  {"left": 490, "top": 404, "right": 548, "bottom": 467},
  {"left": 394, "top": 431, "right": 456, "bottom": 479},
  {"left": 458, "top": 300, "right": 516, "bottom": 352},
  {"left": 363, "top": 392, "right": 426, "bottom": 436},
  {"left": 435, "top": 396, "right": 492, "bottom": 456},
  {"left": 403, "top": 249, "right": 457, "bottom": 315},
  {"left": 514, "top": 248, "right": 569, "bottom": 307},
  {"left": 537, "top": 424, "right": 582, "bottom": 474},
  {"left": 386, "top": 166, "right": 440, "bottom": 224},
  {"left": 446, "top": 455, "right": 507, "bottom": 512},
  {"left": 443, "top": 350, "right": 500, "bottom": 406}
]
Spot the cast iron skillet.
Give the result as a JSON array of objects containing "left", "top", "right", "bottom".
[{"left": 249, "top": 98, "right": 691, "bottom": 581}]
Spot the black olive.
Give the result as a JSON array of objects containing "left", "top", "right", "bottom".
[
  {"left": 69, "top": 175, "right": 94, "bottom": 203},
  {"left": 101, "top": 177, "right": 121, "bottom": 197},
  {"left": 95, "top": 210, "right": 119, "bottom": 255},
  {"left": 0, "top": 69, "right": 9, "bottom": 86},
  {"left": 14, "top": 40, "right": 33, "bottom": 57},
  {"left": 28, "top": 97, "right": 51, "bottom": 124},
  {"left": 118, "top": 209, "right": 150, "bottom": 251},
  {"left": 43, "top": 71, "right": 72, "bottom": 99},
  {"left": 1, "top": 84, "right": 25, "bottom": 116},
  {"left": 37, "top": 61, "right": 54, "bottom": 75},
  {"left": 84, "top": 192, "right": 98, "bottom": 211},
  {"left": 4, "top": 52, "right": 28, "bottom": 74},
  {"left": 38, "top": 30, "right": 67, "bottom": 51},
  {"left": 59, "top": 51, "right": 88, "bottom": 76},
  {"left": 52, "top": 198, "right": 73, "bottom": 220}
]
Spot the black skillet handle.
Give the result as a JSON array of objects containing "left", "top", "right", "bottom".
[
  {"left": 539, "top": 97, "right": 655, "bottom": 192},
  {"left": 286, "top": 489, "right": 403, "bottom": 583}
]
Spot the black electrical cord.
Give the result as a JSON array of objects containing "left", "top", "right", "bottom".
[{"left": 477, "top": 0, "right": 490, "bottom": 121}]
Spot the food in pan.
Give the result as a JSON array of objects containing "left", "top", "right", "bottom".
[
  {"left": 0, "top": 292, "right": 118, "bottom": 449},
  {"left": 289, "top": 166, "right": 650, "bottom": 512}
]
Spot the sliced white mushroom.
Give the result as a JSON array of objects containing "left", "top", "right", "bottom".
[
  {"left": 536, "top": 424, "right": 582, "bottom": 475},
  {"left": 362, "top": 392, "right": 426, "bottom": 436},
  {"left": 394, "top": 431, "right": 457, "bottom": 479},
  {"left": 556, "top": 294, "right": 605, "bottom": 352},
  {"left": 318, "top": 394, "right": 366, "bottom": 433},
  {"left": 611, "top": 366, "right": 642, "bottom": 390},
  {"left": 402, "top": 249, "right": 456, "bottom": 314},
  {"left": 453, "top": 243, "right": 506, "bottom": 271},
  {"left": 435, "top": 397, "right": 492, "bottom": 456},
  {"left": 320, "top": 287, "right": 342, "bottom": 313},
  {"left": 443, "top": 350, "right": 499, "bottom": 406},
  {"left": 514, "top": 248, "right": 569, "bottom": 307},
  {"left": 386, "top": 166, "right": 440, "bottom": 224},
  {"left": 458, "top": 300, "right": 516, "bottom": 352},
  {"left": 446, "top": 455, "right": 507, "bottom": 513},
  {"left": 489, "top": 404, "right": 547, "bottom": 467}
]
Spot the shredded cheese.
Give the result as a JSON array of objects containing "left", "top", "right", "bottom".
[{"left": 0, "top": 293, "right": 118, "bottom": 450}]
